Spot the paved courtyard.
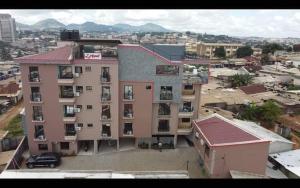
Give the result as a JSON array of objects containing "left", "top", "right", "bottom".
[{"left": 21, "top": 147, "right": 206, "bottom": 178}]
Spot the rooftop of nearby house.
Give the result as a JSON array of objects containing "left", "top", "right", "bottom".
[
  {"left": 193, "top": 114, "right": 263, "bottom": 146},
  {"left": 0, "top": 83, "right": 20, "bottom": 95},
  {"left": 239, "top": 84, "right": 267, "bottom": 95}
]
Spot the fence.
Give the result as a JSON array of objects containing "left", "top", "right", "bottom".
[{"left": 4, "top": 136, "right": 28, "bottom": 170}]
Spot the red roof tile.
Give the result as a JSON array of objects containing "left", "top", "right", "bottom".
[
  {"left": 194, "top": 116, "right": 259, "bottom": 145},
  {"left": 15, "top": 46, "right": 72, "bottom": 63},
  {"left": 0, "top": 83, "right": 20, "bottom": 95},
  {"left": 239, "top": 84, "right": 266, "bottom": 95}
]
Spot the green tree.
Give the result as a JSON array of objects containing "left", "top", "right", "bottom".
[
  {"left": 261, "top": 54, "right": 270, "bottom": 65},
  {"left": 16, "top": 50, "right": 23, "bottom": 58},
  {"left": 287, "top": 46, "right": 293, "bottom": 52},
  {"left": 214, "top": 46, "right": 226, "bottom": 58},
  {"left": 236, "top": 46, "right": 253, "bottom": 58},
  {"left": 239, "top": 103, "right": 261, "bottom": 122},
  {"left": 262, "top": 43, "right": 283, "bottom": 55},
  {"left": 229, "top": 74, "right": 253, "bottom": 87},
  {"left": 259, "top": 100, "right": 282, "bottom": 126}
]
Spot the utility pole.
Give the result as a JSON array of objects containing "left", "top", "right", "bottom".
[{"left": 186, "top": 160, "right": 189, "bottom": 171}]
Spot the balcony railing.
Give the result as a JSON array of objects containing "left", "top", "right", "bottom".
[
  {"left": 160, "top": 92, "right": 173, "bottom": 100},
  {"left": 102, "top": 132, "right": 111, "bottom": 137},
  {"left": 33, "top": 114, "right": 43, "bottom": 121},
  {"left": 123, "top": 130, "right": 133, "bottom": 136},
  {"left": 31, "top": 93, "right": 42, "bottom": 102},
  {"left": 65, "top": 130, "right": 76, "bottom": 136},
  {"left": 100, "top": 74, "right": 111, "bottom": 83},
  {"left": 182, "top": 89, "right": 195, "bottom": 95},
  {"left": 179, "top": 106, "right": 194, "bottom": 113},
  {"left": 101, "top": 114, "right": 111, "bottom": 120},
  {"left": 28, "top": 73, "right": 40, "bottom": 82},
  {"left": 124, "top": 112, "right": 133, "bottom": 118},
  {"left": 60, "top": 92, "right": 75, "bottom": 98},
  {"left": 58, "top": 73, "right": 74, "bottom": 79},
  {"left": 34, "top": 134, "right": 46, "bottom": 141},
  {"left": 64, "top": 113, "right": 75, "bottom": 117},
  {"left": 178, "top": 122, "right": 192, "bottom": 129},
  {"left": 101, "top": 94, "right": 111, "bottom": 102}
]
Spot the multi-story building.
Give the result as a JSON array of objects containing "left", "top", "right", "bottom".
[
  {"left": 17, "top": 39, "right": 208, "bottom": 155},
  {"left": 0, "top": 14, "right": 16, "bottom": 43},
  {"left": 196, "top": 42, "right": 244, "bottom": 59}
]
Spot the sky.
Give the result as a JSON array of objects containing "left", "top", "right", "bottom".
[{"left": 1, "top": 9, "right": 300, "bottom": 38}]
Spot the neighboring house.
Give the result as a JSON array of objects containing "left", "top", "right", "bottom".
[
  {"left": 196, "top": 42, "right": 243, "bottom": 59},
  {"left": 269, "top": 149, "right": 300, "bottom": 178},
  {"left": 16, "top": 38, "right": 208, "bottom": 156},
  {"left": 0, "top": 82, "right": 23, "bottom": 104},
  {"left": 232, "top": 119, "right": 294, "bottom": 154},
  {"left": 192, "top": 114, "right": 270, "bottom": 178},
  {"left": 239, "top": 84, "right": 267, "bottom": 95}
]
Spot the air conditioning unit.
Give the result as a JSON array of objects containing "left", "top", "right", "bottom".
[
  {"left": 102, "top": 133, "right": 108, "bottom": 137},
  {"left": 75, "top": 126, "right": 81, "bottom": 131},
  {"left": 74, "top": 92, "right": 80, "bottom": 97},
  {"left": 34, "top": 97, "right": 41, "bottom": 102},
  {"left": 74, "top": 73, "right": 80, "bottom": 77},
  {"left": 74, "top": 108, "right": 81, "bottom": 113}
]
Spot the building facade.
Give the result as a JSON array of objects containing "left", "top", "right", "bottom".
[
  {"left": 17, "top": 40, "right": 208, "bottom": 155},
  {"left": 196, "top": 42, "right": 244, "bottom": 59},
  {"left": 0, "top": 14, "right": 16, "bottom": 43}
]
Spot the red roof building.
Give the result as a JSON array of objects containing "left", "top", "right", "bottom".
[
  {"left": 193, "top": 114, "right": 270, "bottom": 178},
  {"left": 239, "top": 84, "right": 267, "bottom": 95}
]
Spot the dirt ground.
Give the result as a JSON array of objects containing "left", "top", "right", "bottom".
[{"left": 0, "top": 100, "right": 24, "bottom": 130}]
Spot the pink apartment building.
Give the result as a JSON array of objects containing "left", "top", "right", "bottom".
[{"left": 17, "top": 38, "right": 209, "bottom": 155}]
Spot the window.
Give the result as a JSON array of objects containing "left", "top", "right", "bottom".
[
  {"left": 124, "top": 104, "right": 133, "bottom": 118},
  {"left": 180, "top": 101, "right": 193, "bottom": 112},
  {"left": 60, "top": 85, "right": 74, "bottom": 98},
  {"left": 124, "top": 123, "right": 133, "bottom": 135},
  {"left": 182, "top": 118, "right": 190, "bottom": 123},
  {"left": 184, "top": 84, "right": 193, "bottom": 90},
  {"left": 156, "top": 65, "right": 179, "bottom": 75},
  {"left": 77, "top": 123, "right": 83, "bottom": 127},
  {"left": 34, "top": 125, "right": 45, "bottom": 140},
  {"left": 76, "top": 105, "right": 82, "bottom": 110},
  {"left": 38, "top": 144, "right": 48, "bottom": 151},
  {"left": 32, "top": 106, "right": 43, "bottom": 121},
  {"left": 204, "top": 143, "right": 210, "bottom": 157},
  {"left": 75, "top": 66, "right": 83, "bottom": 73},
  {"left": 64, "top": 105, "right": 75, "bottom": 117},
  {"left": 60, "top": 142, "right": 69, "bottom": 150},
  {"left": 101, "top": 67, "right": 110, "bottom": 82},
  {"left": 65, "top": 124, "right": 76, "bottom": 136},
  {"left": 124, "top": 85, "right": 133, "bottom": 100},
  {"left": 86, "top": 86, "right": 92, "bottom": 91},
  {"left": 158, "top": 120, "right": 170, "bottom": 132},
  {"left": 58, "top": 66, "right": 73, "bottom": 79},
  {"left": 76, "top": 86, "right": 83, "bottom": 93},
  {"left": 146, "top": 85, "right": 151, "bottom": 90},
  {"left": 87, "top": 105, "right": 93, "bottom": 110},
  {"left": 101, "top": 105, "right": 111, "bottom": 119},
  {"left": 160, "top": 86, "right": 173, "bottom": 100},
  {"left": 158, "top": 103, "right": 171, "bottom": 115},
  {"left": 102, "top": 124, "right": 111, "bottom": 137},
  {"left": 87, "top": 124, "right": 93, "bottom": 127},
  {"left": 101, "top": 86, "right": 111, "bottom": 101},
  {"left": 31, "top": 87, "right": 41, "bottom": 101},
  {"left": 29, "top": 66, "right": 39, "bottom": 82},
  {"left": 85, "top": 66, "right": 91, "bottom": 72}
]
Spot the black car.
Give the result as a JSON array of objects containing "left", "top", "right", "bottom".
[{"left": 26, "top": 152, "right": 61, "bottom": 169}]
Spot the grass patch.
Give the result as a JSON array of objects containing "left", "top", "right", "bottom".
[{"left": 4, "top": 114, "right": 23, "bottom": 137}]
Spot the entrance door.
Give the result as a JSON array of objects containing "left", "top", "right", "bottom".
[{"left": 52, "top": 142, "right": 59, "bottom": 153}]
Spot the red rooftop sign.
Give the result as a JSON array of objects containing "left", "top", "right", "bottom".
[{"left": 84, "top": 53, "right": 102, "bottom": 60}]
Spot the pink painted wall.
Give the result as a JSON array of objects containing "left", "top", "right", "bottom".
[
  {"left": 193, "top": 128, "right": 270, "bottom": 178},
  {"left": 119, "top": 81, "right": 153, "bottom": 138}
]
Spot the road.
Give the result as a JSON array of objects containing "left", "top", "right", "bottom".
[{"left": 0, "top": 100, "right": 24, "bottom": 130}]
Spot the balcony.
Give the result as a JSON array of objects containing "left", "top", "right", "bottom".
[
  {"left": 182, "top": 89, "right": 195, "bottom": 96},
  {"left": 177, "top": 122, "right": 193, "bottom": 135},
  {"left": 63, "top": 113, "right": 76, "bottom": 122},
  {"left": 28, "top": 72, "right": 40, "bottom": 83},
  {"left": 59, "top": 91, "right": 76, "bottom": 103},
  {"left": 123, "top": 130, "right": 134, "bottom": 136},
  {"left": 57, "top": 72, "right": 74, "bottom": 84},
  {"left": 34, "top": 133, "right": 46, "bottom": 141},
  {"left": 178, "top": 106, "right": 194, "bottom": 117},
  {"left": 100, "top": 74, "right": 111, "bottom": 83},
  {"left": 123, "top": 112, "right": 133, "bottom": 119},
  {"left": 124, "top": 93, "right": 134, "bottom": 101},
  {"left": 30, "top": 93, "right": 42, "bottom": 103},
  {"left": 32, "top": 114, "right": 44, "bottom": 122},
  {"left": 101, "top": 93, "right": 111, "bottom": 102},
  {"left": 160, "top": 92, "right": 173, "bottom": 101},
  {"left": 64, "top": 130, "right": 77, "bottom": 141}
]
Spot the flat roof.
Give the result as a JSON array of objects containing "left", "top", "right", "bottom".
[
  {"left": 269, "top": 149, "right": 300, "bottom": 170},
  {"left": 194, "top": 114, "right": 262, "bottom": 146},
  {"left": 232, "top": 119, "right": 293, "bottom": 144}
]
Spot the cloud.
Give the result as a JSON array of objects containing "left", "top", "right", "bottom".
[{"left": 1, "top": 9, "right": 300, "bottom": 38}]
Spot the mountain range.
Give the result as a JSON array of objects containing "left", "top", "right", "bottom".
[{"left": 16, "top": 18, "right": 173, "bottom": 33}]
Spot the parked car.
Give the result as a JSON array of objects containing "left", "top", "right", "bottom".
[{"left": 26, "top": 152, "right": 61, "bottom": 169}]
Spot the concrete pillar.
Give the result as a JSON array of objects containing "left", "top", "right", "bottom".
[
  {"left": 135, "top": 138, "right": 139, "bottom": 148},
  {"left": 94, "top": 140, "right": 98, "bottom": 154},
  {"left": 116, "top": 139, "right": 119, "bottom": 150},
  {"left": 174, "top": 135, "right": 177, "bottom": 149}
]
